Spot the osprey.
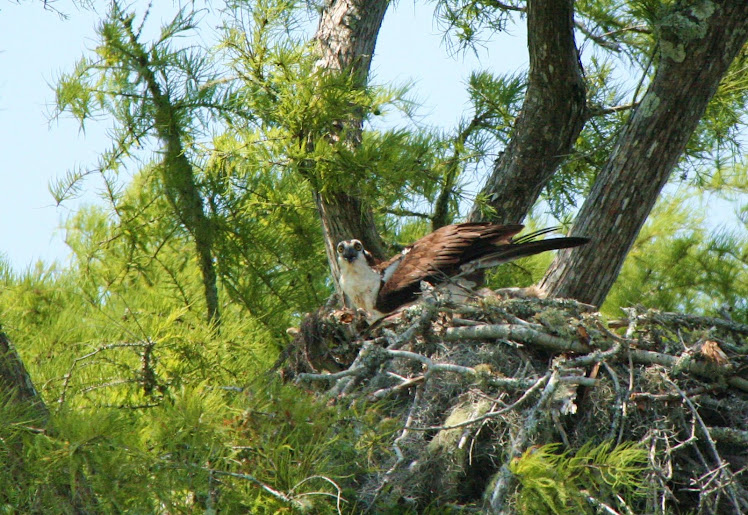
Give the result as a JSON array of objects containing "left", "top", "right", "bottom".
[{"left": 337, "top": 223, "right": 588, "bottom": 319}]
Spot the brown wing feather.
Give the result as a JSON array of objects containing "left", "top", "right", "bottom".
[
  {"left": 376, "top": 223, "right": 524, "bottom": 301},
  {"left": 374, "top": 223, "right": 589, "bottom": 313}
]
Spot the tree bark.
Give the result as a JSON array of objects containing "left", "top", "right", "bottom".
[
  {"left": 0, "top": 331, "right": 48, "bottom": 420},
  {"left": 541, "top": 0, "right": 748, "bottom": 306},
  {"left": 0, "top": 330, "right": 99, "bottom": 512},
  {"left": 315, "top": 0, "right": 390, "bottom": 85},
  {"left": 467, "top": 0, "right": 586, "bottom": 224},
  {"left": 313, "top": 0, "right": 390, "bottom": 290}
]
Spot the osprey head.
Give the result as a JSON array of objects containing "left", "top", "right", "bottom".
[{"left": 337, "top": 239, "right": 366, "bottom": 264}]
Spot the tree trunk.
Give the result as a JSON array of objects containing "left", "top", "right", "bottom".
[
  {"left": 467, "top": 0, "right": 586, "bottom": 224},
  {"left": 0, "top": 331, "right": 48, "bottom": 419},
  {"left": 0, "top": 330, "right": 99, "bottom": 512},
  {"left": 315, "top": 0, "right": 390, "bottom": 85},
  {"left": 313, "top": 0, "right": 390, "bottom": 291},
  {"left": 541, "top": 0, "right": 748, "bottom": 307}
]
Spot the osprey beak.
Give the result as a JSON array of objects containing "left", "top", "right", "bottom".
[{"left": 342, "top": 247, "right": 358, "bottom": 263}]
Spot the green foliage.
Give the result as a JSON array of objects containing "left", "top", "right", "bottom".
[
  {"left": 604, "top": 186, "right": 748, "bottom": 323},
  {"left": 510, "top": 441, "right": 648, "bottom": 515},
  {"left": 576, "top": 0, "right": 658, "bottom": 65},
  {"left": 0, "top": 375, "right": 361, "bottom": 512},
  {"left": 465, "top": 71, "right": 525, "bottom": 148},
  {"left": 685, "top": 48, "right": 748, "bottom": 179},
  {"left": 0, "top": 394, "right": 53, "bottom": 512},
  {"left": 435, "top": 0, "right": 517, "bottom": 52},
  {"left": 0, "top": 255, "right": 364, "bottom": 512},
  {"left": 221, "top": 0, "right": 451, "bottom": 226},
  {"left": 547, "top": 55, "right": 630, "bottom": 216},
  {"left": 53, "top": 2, "right": 225, "bottom": 195}
]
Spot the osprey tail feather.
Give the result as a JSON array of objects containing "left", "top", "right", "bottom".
[{"left": 459, "top": 236, "right": 589, "bottom": 274}]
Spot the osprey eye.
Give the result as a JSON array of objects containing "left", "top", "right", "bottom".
[
  {"left": 354, "top": 241, "right": 363, "bottom": 251},
  {"left": 337, "top": 243, "right": 344, "bottom": 253}
]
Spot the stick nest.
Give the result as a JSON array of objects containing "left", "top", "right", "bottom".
[{"left": 283, "top": 293, "right": 748, "bottom": 514}]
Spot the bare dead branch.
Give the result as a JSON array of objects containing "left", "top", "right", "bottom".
[
  {"left": 630, "top": 385, "right": 718, "bottom": 402},
  {"left": 368, "top": 375, "right": 425, "bottom": 401},
  {"left": 443, "top": 322, "right": 748, "bottom": 393},
  {"left": 587, "top": 102, "right": 639, "bottom": 119},
  {"left": 406, "top": 371, "right": 551, "bottom": 432},
  {"left": 666, "top": 377, "right": 744, "bottom": 513},
  {"left": 383, "top": 348, "right": 477, "bottom": 378},
  {"left": 443, "top": 323, "right": 590, "bottom": 353},
  {"left": 639, "top": 311, "right": 748, "bottom": 335},
  {"left": 296, "top": 367, "right": 362, "bottom": 384},
  {"left": 209, "top": 469, "right": 304, "bottom": 509}
]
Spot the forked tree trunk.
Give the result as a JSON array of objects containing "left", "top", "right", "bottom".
[
  {"left": 313, "top": 0, "right": 390, "bottom": 291},
  {"left": 541, "top": 0, "right": 748, "bottom": 306},
  {"left": 467, "top": 0, "right": 586, "bottom": 224}
]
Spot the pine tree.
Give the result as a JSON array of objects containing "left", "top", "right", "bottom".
[{"left": 54, "top": 2, "right": 225, "bottom": 324}]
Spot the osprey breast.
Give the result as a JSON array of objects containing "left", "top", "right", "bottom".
[{"left": 339, "top": 257, "right": 383, "bottom": 316}]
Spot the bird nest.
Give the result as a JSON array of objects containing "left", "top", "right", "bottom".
[{"left": 282, "top": 292, "right": 748, "bottom": 514}]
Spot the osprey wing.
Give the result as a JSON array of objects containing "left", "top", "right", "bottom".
[{"left": 374, "top": 223, "right": 524, "bottom": 313}]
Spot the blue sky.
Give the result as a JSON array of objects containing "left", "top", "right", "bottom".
[{"left": 0, "top": 1, "right": 528, "bottom": 270}]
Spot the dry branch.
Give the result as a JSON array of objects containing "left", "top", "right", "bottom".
[{"left": 443, "top": 322, "right": 748, "bottom": 393}]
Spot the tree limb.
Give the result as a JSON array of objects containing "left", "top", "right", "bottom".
[
  {"left": 541, "top": 0, "right": 748, "bottom": 306},
  {"left": 468, "top": 0, "right": 586, "bottom": 224}
]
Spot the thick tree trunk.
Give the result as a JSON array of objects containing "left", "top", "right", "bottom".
[
  {"left": 313, "top": 0, "right": 390, "bottom": 290},
  {"left": 541, "top": 0, "right": 748, "bottom": 307},
  {"left": 0, "top": 330, "right": 99, "bottom": 512},
  {"left": 315, "top": 0, "right": 390, "bottom": 84},
  {"left": 467, "top": 0, "right": 586, "bottom": 224},
  {"left": 0, "top": 331, "right": 48, "bottom": 419}
]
